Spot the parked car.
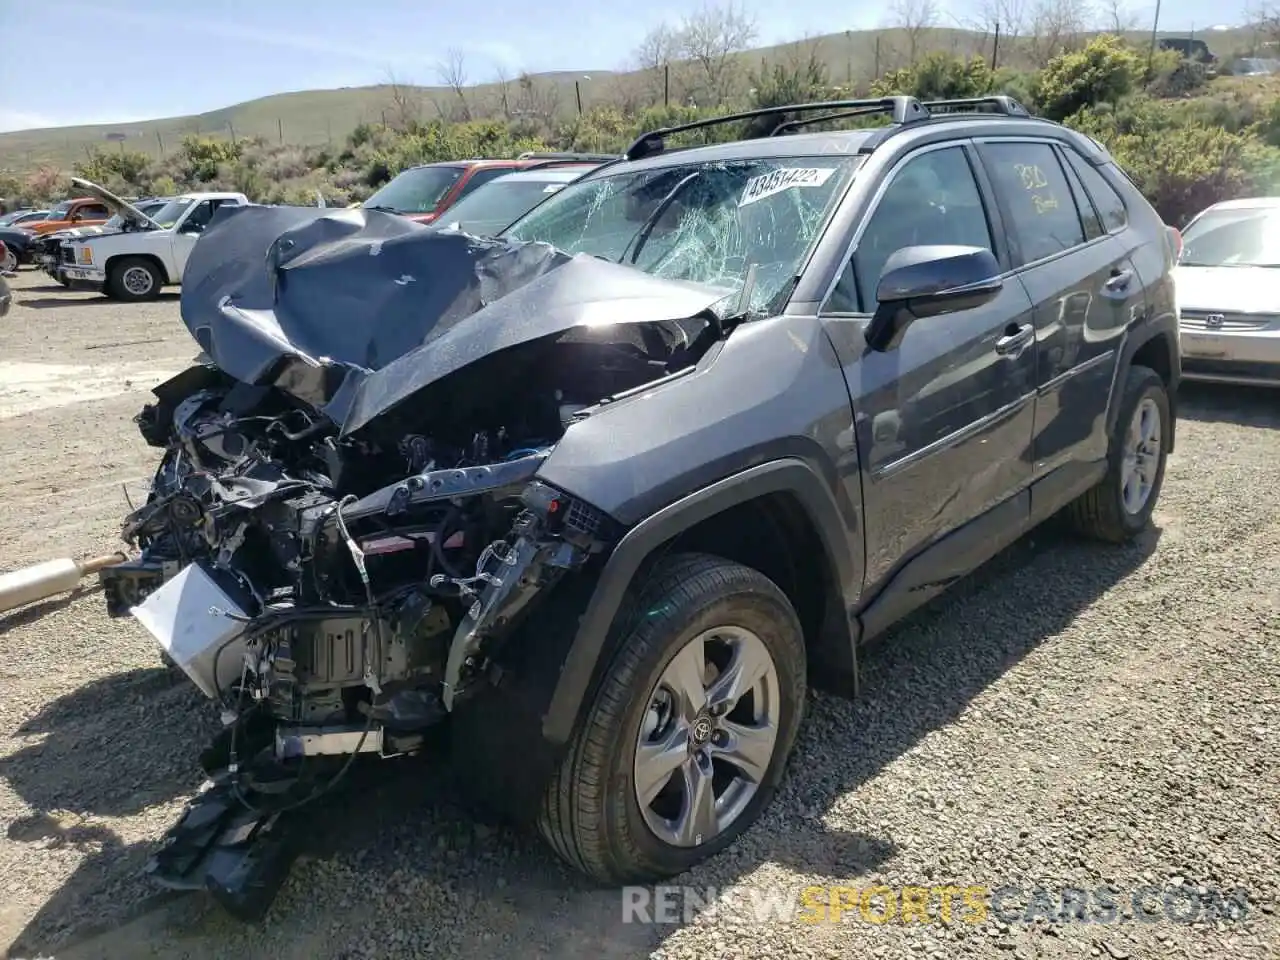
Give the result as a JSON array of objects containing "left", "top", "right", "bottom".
[
  {"left": 58, "top": 178, "right": 249, "bottom": 301},
  {"left": 0, "top": 209, "right": 50, "bottom": 228},
  {"left": 431, "top": 165, "right": 601, "bottom": 237},
  {"left": 0, "top": 198, "right": 113, "bottom": 266},
  {"left": 1159, "top": 37, "right": 1217, "bottom": 64},
  {"left": 1175, "top": 196, "right": 1280, "bottom": 386},
  {"left": 0, "top": 224, "right": 42, "bottom": 266},
  {"left": 23, "top": 196, "right": 112, "bottom": 236},
  {"left": 1224, "top": 57, "right": 1280, "bottom": 76},
  {"left": 36, "top": 197, "right": 174, "bottom": 285},
  {"left": 102, "top": 95, "right": 1179, "bottom": 920},
  {"left": 362, "top": 152, "right": 616, "bottom": 224}
]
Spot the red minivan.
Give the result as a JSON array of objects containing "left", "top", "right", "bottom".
[{"left": 361, "top": 153, "right": 617, "bottom": 224}]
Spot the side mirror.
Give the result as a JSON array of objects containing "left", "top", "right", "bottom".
[{"left": 865, "top": 245, "right": 1003, "bottom": 352}]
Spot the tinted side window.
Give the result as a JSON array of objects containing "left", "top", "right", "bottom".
[
  {"left": 827, "top": 146, "right": 994, "bottom": 313},
  {"left": 182, "top": 201, "right": 215, "bottom": 230},
  {"left": 1062, "top": 150, "right": 1128, "bottom": 233},
  {"left": 78, "top": 204, "right": 109, "bottom": 219},
  {"left": 454, "top": 167, "right": 511, "bottom": 201},
  {"left": 983, "top": 142, "right": 1085, "bottom": 264},
  {"left": 1057, "top": 153, "right": 1104, "bottom": 241}
]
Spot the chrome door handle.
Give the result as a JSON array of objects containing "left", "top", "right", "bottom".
[{"left": 995, "top": 323, "right": 1034, "bottom": 355}]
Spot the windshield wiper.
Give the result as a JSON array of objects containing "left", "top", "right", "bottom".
[
  {"left": 622, "top": 171, "right": 704, "bottom": 265},
  {"left": 362, "top": 205, "right": 400, "bottom": 213}
]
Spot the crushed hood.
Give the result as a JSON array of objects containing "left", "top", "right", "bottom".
[
  {"left": 179, "top": 204, "right": 728, "bottom": 435},
  {"left": 70, "top": 176, "right": 162, "bottom": 230}
]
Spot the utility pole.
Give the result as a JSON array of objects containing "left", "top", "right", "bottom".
[
  {"left": 1147, "top": 0, "right": 1163, "bottom": 75},
  {"left": 992, "top": 21, "right": 1001, "bottom": 70}
]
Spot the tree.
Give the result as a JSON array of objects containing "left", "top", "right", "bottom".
[
  {"left": 634, "top": 23, "right": 686, "bottom": 105},
  {"left": 1097, "top": 0, "right": 1138, "bottom": 35},
  {"left": 677, "top": 1, "right": 759, "bottom": 106},
  {"left": 1027, "top": 0, "right": 1094, "bottom": 62},
  {"left": 492, "top": 64, "right": 514, "bottom": 119},
  {"left": 384, "top": 68, "right": 423, "bottom": 129},
  {"left": 972, "top": 0, "right": 1030, "bottom": 39},
  {"left": 890, "top": 0, "right": 940, "bottom": 66},
  {"left": 436, "top": 48, "right": 472, "bottom": 122}
]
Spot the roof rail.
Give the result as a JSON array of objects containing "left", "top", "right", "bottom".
[
  {"left": 768, "top": 106, "right": 892, "bottom": 136},
  {"left": 515, "top": 151, "right": 619, "bottom": 162},
  {"left": 624, "top": 97, "right": 928, "bottom": 160},
  {"left": 920, "top": 96, "right": 1031, "bottom": 117}
]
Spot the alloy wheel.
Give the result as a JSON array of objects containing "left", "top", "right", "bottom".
[
  {"left": 1121, "top": 396, "right": 1161, "bottom": 515},
  {"left": 633, "top": 625, "right": 780, "bottom": 848}
]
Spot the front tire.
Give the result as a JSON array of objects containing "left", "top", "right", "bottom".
[
  {"left": 106, "top": 257, "right": 162, "bottom": 302},
  {"left": 538, "top": 552, "right": 807, "bottom": 884},
  {"left": 0, "top": 247, "right": 16, "bottom": 273},
  {"left": 1066, "top": 364, "right": 1170, "bottom": 542}
]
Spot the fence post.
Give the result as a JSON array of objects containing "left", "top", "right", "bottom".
[
  {"left": 664, "top": 63, "right": 670, "bottom": 106},
  {"left": 228, "top": 121, "right": 237, "bottom": 141},
  {"left": 278, "top": 117, "right": 284, "bottom": 144},
  {"left": 874, "top": 36, "right": 881, "bottom": 79},
  {"left": 991, "top": 21, "right": 1001, "bottom": 71},
  {"left": 156, "top": 130, "right": 165, "bottom": 157}
]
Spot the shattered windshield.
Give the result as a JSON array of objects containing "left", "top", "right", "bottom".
[
  {"left": 503, "top": 156, "right": 863, "bottom": 312},
  {"left": 1179, "top": 207, "right": 1280, "bottom": 268}
]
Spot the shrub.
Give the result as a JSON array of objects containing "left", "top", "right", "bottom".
[
  {"left": 1068, "top": 97, "right": 1276, "bottom": 224},
  {"left": 872, "top": 52, "right": 997, "bottom": 101},
  {"left": 1033, "top": 35, "right": 1143, "bottom": 122}
]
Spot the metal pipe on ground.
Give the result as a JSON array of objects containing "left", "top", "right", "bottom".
[{"left": 0, "top": 552, "right": 127, "bottom": 614}]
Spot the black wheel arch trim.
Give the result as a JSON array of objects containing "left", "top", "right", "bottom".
[
  {"left": 541, "top": 457, "right": 859, "bottom": 745},
  {"left": 1106, "top": 319, "right": 1179, "bottom": 453}
]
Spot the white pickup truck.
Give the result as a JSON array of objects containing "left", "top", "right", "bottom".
[{"left": 60, "top": 177, "right": 249, "bottom": 301}]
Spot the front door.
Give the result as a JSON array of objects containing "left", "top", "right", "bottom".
[
  {"left": 170, "top": 200, "right": 217, "bottom": 278},
  {"left": 820, "top": 142, "right": 1038, "bottom": 593}
]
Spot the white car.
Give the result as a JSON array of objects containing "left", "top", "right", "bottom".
[
  {"left": 1175, "top": 197, "right": 1280, "bottom": 387},
  {"left": 60, "top": 177, "right": 249, "bottom": 301}
]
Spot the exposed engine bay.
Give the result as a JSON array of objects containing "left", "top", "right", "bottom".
[{"left": 99, "top": 203, "right": 731, "bottom": 918}]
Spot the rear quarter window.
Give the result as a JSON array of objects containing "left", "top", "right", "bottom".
[{"left": 1062, "top": 150, "right": 1128, "bottom": 233}]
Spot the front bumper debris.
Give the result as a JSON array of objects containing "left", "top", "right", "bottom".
[{"left": 147, "top": 774, "right": 298, "bottom": 922}]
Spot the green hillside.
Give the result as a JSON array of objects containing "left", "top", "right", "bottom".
[{"left": 0, "top": 24, "right": 1258, "bottom": 172}]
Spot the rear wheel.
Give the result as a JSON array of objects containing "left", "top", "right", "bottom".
[
  {"left": 1066, "top": 364, "right": 1170, "bottom": 542},
  {"left": 106, "top": 257, "right": 162, "bottom": 302},
  {"left": 0, "top": 246, "right": 16, "bottom": 273},
  {"left": 537, "top": 552, "right": 807, "bottom": 883}
]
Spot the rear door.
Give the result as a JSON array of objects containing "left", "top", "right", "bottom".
[
  {"left": 819, "top": 141, "right": 1038, "bottom": 593},
  {"left": 974, "top": 138, "right": 1142, "bottom": 491}
]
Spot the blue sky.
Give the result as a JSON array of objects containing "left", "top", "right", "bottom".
[{"left": 0, "top": 0, "right": 1248, "bottom": 132}]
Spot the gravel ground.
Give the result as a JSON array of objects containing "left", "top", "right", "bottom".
[{"left": 0, "top": 269, "right": 1277, "bottom": 960}]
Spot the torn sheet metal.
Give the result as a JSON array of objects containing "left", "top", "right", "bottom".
[{"left": 179, "top": 205, "right": 728, "bottom": 433}]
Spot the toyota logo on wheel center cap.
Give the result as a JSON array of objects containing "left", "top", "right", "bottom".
[{"left": 691, "top": 716, "right": 714, "bottom": 745}]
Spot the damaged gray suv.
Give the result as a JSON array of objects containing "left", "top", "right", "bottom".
[{"left": 101, "top": 96, "right": 1180, "bottom": 919}]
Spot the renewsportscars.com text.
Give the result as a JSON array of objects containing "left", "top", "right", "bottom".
[{"left": 622, "top": 884, "right": 1253, "bottom": 926}]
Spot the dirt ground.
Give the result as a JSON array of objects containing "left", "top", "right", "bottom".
[{"left": 0, "top": 269, "right": 1277, "bottom": 960}]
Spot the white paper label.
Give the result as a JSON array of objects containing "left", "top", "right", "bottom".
[{"left": 739, "top": 167, "right": 836, "bottom": 206}]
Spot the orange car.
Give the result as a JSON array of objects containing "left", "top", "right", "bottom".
[{"left": 26, "top": 197, "right": 112, "bottom": 235}]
